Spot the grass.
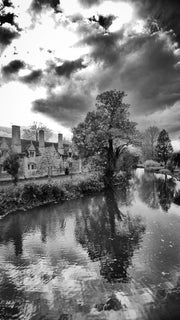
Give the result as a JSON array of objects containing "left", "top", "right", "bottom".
[{"left": 0, "top": 172, "right": 105, "bottom": 217}]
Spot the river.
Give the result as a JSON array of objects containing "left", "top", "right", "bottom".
[{"left": 0, "top": 169, "right": 180, "bottom": 320}]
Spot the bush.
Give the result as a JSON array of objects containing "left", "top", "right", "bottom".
[
  {"left": 1, "top": 171, "right": 128, "bottom": 216},
  {"left": 51, "top": 184, "right": 64, "bottom": 201},
  {"left": 117, "top": 150, "right": 139, "bottom": 173},
  {"left": 78, "top": 173, "right": 104, "bottom": 194},
  {"left": 21, "top": 183, "right": 42, "bottom": 203},
  {"left": 144, "top": 160, "right": 161, "bottom": 168}
]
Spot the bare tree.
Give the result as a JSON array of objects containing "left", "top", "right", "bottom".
[
  {"left": 22, "top": 122, "right": 53, "bottom": 142},
  {"left": 142, "top": 126, "right": 160, "bottom": 160}
]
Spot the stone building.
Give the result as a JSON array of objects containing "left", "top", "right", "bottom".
[{"left": 0, "top": 125, "right": 80, "bottom": 180}]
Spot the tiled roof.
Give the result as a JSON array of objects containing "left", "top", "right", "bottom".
[{"left": 0, "top": 136, "right": 70, "bottom": 156}]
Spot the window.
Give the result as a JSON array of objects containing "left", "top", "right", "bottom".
[
  {"left": 2, "top": 166, "right": 7, "bottom": 173},
  {"left": 28, "top": 163, "right": 36, "bottom": 170},
  {"left": 29, "top": 151, "right": 35, "bottom": 157}
]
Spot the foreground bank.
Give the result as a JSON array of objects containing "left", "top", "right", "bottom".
[{"left": 0, "top": 172, "right": 127, "bottom": 218}]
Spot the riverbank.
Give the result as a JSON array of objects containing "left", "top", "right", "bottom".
[
  {"left": 144, "top": 167, "right": 180, "bottom": 180},
  {"left": 0, "top": 172, "right": 127, "bottom": 219}
]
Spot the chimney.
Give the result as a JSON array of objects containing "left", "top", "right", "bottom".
[
  {"left": 58, "top": 133, "right": 64, "bottom": 155},
  {"left": 12, "top": 125, "right": 21, "bottom": 153},
  {"left": 39, "top": 129, "right": 45, "bottom": 150}
]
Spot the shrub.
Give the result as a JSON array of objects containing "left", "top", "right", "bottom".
[
  {"left": 51, "top": 184, "right": 64, "bottom": 201},
  {"left": 144, "top": 160, "right": 161, "bottom": 168},
  {"left": 21, "top": 183, "right": 42, "bottom": 203},
  {"left": 78, "top": 173, "right": 104, "bottom": 194}
]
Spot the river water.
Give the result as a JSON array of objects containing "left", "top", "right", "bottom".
[{"left": 0, "top": 169, "right": 180, "bottom": 320}]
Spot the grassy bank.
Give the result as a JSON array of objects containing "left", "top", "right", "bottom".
[
  {"left": 0, "top": 172, "right": 127, "bottom": 218},
  {"left": 0, "top": 173, "right": 104, "bottom": 218}
]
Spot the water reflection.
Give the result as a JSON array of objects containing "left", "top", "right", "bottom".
[
  {"left": 0, "top": 170, "right": 180, "bottom": 319},
  {"left": 0, "top": 216, "right": 23, "bottom": 256},
  {"left": 76, "top": 188, "right": 145, "bottom": 282},
  {"left": 138, "top": 172, "right": 177, "bottom": 212}
]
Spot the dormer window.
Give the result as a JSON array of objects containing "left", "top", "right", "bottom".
[{"left": 29, "top": 151, "right": 35, "bottom": 158}]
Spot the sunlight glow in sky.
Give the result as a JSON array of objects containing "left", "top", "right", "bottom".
[
  {"left": 0, "top": 0, "right": 134, "bottom": 135},
  {"left": 1, "top": 0, "right": 180, "bottom": 141}
]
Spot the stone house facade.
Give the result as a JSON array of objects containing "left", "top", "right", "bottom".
[{"left": 0, "top": 125, "right": 81, "bottom": 180}]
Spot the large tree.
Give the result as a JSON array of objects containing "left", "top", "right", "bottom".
[
  {"left": 22, "top": 122, "right": 53, "bottom": 142},
  {"left": 142, "top": 126, "right": 159, "bottom": 160},
  {"left": 155, "top": 129, "right": 173, "bottom": 165},
  {"left": 72, "top": 90, "right": 138, "bottom": 184}
]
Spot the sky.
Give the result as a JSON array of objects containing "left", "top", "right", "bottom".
[{"left": 0, "top": 0, "right": 180, "bottom": 140}]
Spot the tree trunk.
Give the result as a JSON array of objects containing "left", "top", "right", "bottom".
[
  {"left": 104, "top": 139, "right": 115, "bottom": 186},
  {"left": 36, "top": 130, "right": 38, "bottom": 142}
]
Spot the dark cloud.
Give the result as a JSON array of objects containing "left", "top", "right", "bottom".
[
  {"left": 31, "top": 0, "right": 60, "bottom": 12},
  {"left": 2, "top": 0, "right": 13, "bottom": 7},
  {"left": 79, "top": 0, "right": 102, "bottom": 7},
  {"left": 0, "top": 26, "right": 19, "bottom": 45},
  {"left": 79, "top": 0, "right": 180, "bottom": 43},
  {"left": 2, "top": 60, "right": 25, "bottom": 75},
  {"left": 33, "top": 91, "right": 93, "bottom": 127},
  {"left": 89, "top": 14, "right": 115, "bottom": 30},
  {"left": 132, "top": 0, "right": 180, "bottom": 40},
  {"left": 80, "top": 30, "right": 123, "bottom": 65},
  {"left": 32, "top": 30, "right": 180, "bottom": 131},
  {"left": 0, "top": 12, "right": 16, "bottom": 26},
  {"left": 55, "top": 59, "right": 86, "bottom": 78},
  {"left": 0, "top": 0, "right": 17, "bottom": 27},
  {"left": 78, "top": 26, "right": 180, "bottom": 129},
  {"left": 20, "top": 70, "right": 43, "bottom": 84},
  {"left": 118, "top": 32, "right": 180, "bottom": 115}
]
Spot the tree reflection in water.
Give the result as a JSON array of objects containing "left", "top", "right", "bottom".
[
  {"left": 138, "top": 172, "right": 176, "bottom": 212},
  {"left": 157, "top": 175, "right": 176, "bottom": 212},
  {"left": 75, "top": 186, "right": 145, "bottom": 283}
]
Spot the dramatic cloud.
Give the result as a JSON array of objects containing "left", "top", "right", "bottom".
[
  {"left": 0, "top": 26, "right": 19, "bottom": 45},
  {"left": 118, "top": 32, "right": 180, "bottom": 115},
  {"left": 1, "top": 0, "right": 13, "bottom": 7},
  {"left": 33, "top": 90, "right": 94, "bottom": 127},
  {"left": 89, "top": 14, "right": 115, "bottom": 30},
  {"left": 79, "top": 0, "right": 180, "bottom": 42},
  {"left": 0, "top": 0, "right": 20, "bottom": 47},
  {"left": 2, "top": 59, "right": 25, "bottom": 75},
  {"left": 129, "top": 0, "right": 180, "bottom": 44},
  {"left": 136, "top": 102, "right": 180, "bottom": 138},
  {"left": 55, "top": 59, "right": 86, "bottom": 78},
  {"left": 79, "top": 0, "right": 102, "bottom": 7},
  {"left": 31, "top": 0, "right": 61, "bottom": 13},
  {"left": 0, "top": 12, "right": 16, "bottom": 26},
  {"left": 20, "top": 69, "right": 43, "bottom": 84},
  {"left": 80, "top": 30, "right": 123, "bottom": 65},
  {"left": 1, "top": 0, "right": 180, "bottom": 137}
]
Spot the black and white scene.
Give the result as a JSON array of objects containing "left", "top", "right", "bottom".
[{"left": 1, "top": 0, "right": 180, "bottom": 319}]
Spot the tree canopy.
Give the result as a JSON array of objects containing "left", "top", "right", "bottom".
[
  {"left": 22, "top": 122, "right": 53, "bottom": 142},
  {"left": 155, "top": 129, "right": 173, "bottom": 165},
  {"left": 73, "top": 90, "right": 139, "bottom": 183}
]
